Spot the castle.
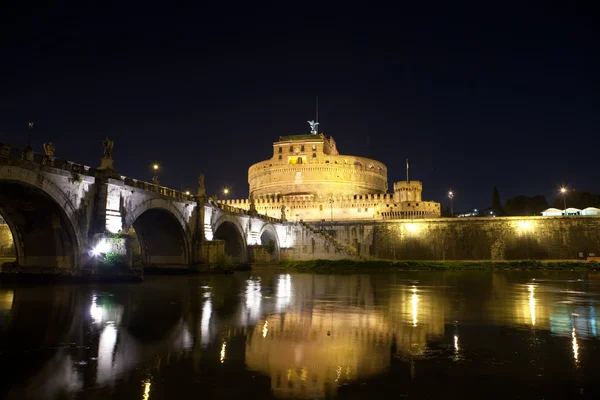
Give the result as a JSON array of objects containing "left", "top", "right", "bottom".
[{"left": 221, "top": 124, "right": 441, "bottom": 221}]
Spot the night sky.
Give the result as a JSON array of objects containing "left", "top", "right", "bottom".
[{"left": 1, "top": 3, "right": 598, "bottom": 212}]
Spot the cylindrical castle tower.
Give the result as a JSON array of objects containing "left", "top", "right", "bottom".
[
  {"left": 248, "top": 133, "right": 388, "bottom": 198},
  {"left": 393, "top": 181, "right": 422, "bottom": 203}
]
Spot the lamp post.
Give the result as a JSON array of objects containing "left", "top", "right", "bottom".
[
  {"left": 448, "top": 189, "right": 454, "bottom": 217},
  {"left": 223, "top": 188, "right": 229, "bottom": 197},
  {"left": 560, "top": 187, "right": 567, "bottom": 215},
  {"left": 328, "top": 198, "right": 334, "bottom": 221}
]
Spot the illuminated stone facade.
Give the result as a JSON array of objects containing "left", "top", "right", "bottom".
[{"left": 225, "top": 132, "right": 441, "bottom": 221}]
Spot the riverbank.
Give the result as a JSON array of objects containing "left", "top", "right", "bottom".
[{"left": 281, "top": 259, "right": 600, "bottom": 272}]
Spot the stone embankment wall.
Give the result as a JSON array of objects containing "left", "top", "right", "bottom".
[
  {"left": 293, "top": 216, "right": 600, "bottom": 260},
  {"left": 0, "top": 224, "right": 14, "bottom": 256}
]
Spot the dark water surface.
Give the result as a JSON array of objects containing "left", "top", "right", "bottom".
[{"left": 1, "top": 269, "right": 599, "bottom": 399}]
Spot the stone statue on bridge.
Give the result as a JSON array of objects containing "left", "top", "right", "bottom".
[
  {"left": 197, "top": 173, "right": 206, "bottom": 197},
  {"left": 102, "top": 137, "right": 114, "bottom": 159},
  {"left": 43, "top": 142, "right": 55, "bottom": 157},
  {"left": 280, "top": 204, "right": 286, "bottom": 221}
]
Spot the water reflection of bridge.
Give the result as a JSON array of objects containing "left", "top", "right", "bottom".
[{"left": 0, "top": 271, "right": 599, "bottom": 399}]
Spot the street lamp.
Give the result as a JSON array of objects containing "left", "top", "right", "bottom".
[
  {"left": 448, "top": 189, "right": 454, "bottom": 217},
  {"left": 222, "top": 188, "right": 229, "bottom": 197},
  {"left": 560, "top": 187, "right": 567, "bottom": 215}
]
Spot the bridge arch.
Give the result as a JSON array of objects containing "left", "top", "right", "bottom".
[
  {"left": 125, "top": 199, "right": 192, "bottom": 266},
  {"left": 0, "top": 166, "right": 84, "bottom": 269},
  {"left": 259, "top": 224, "right": 280, "bottom": 261},
  {"left": 212, "top": 215, "right": 247, "bottom": 264}
]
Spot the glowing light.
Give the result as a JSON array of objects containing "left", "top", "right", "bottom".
[
  {"left": 517, "top": 220, "right": 534, "bottom": 234},
  {"left": 91, "top": 239, "right": 110, "bottom": 257},
  {"left": 220, "top": 342, "right": 227, "bottom": 363},
  {"left": 405, "top": 223, "right": 421, "bottom": 234},
  {"left": 153, "top": 164, "right": 159, "bottom": 171},
  {"left": 528, "top": 284, "right": 536, "bottom": 326},
  {"left": 454, "top": 335, "right": 459, "bottom": 352},
  {"left": 223, "top": 188, "right": 229, "bottom": 195},
  {"left": 572, "top": 328, "right": 579, "bottom": 363},
  {"left": 142, "top": 379, "right": 151, "bottom": 400},
  {"left": 411, "top": 286, "right": 418, "bottom": 327},
  {"left": 335, "top": 365, "right": 342, "bottom": 382},
  {"left": 560, "top": 187, "right": 567, "bottom": 194},
  {"left": 262, "top": 320, "right": 269, "bottom": 338},
  {"left": 185, "top": 190, "right": 190, "bottom": 195}
]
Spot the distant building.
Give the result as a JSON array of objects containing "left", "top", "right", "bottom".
[
  {"left": 456, "top": 207, "right": 496, "bottom": 218},
  {"left": 540, "top": 207, "right": 600, "bottom": 216}
]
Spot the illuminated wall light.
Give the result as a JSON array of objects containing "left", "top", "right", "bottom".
[
  {"left": 516, "top": 220, "right": 534, "bottom": 234},
  {"left": 405, "top": 223, "right": 421, "bottom": 234}
]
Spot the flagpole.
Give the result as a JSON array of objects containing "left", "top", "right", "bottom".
[{"left": 406, "top": 158, "right": 409, "bottom": 183}]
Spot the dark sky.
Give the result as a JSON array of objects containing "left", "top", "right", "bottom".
[{"left": 1, "top": 2, "right": 598, "bottom": 212}]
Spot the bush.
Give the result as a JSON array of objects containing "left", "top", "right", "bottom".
[
  {"left": 265, "top": 239, "right": 276, "bottom": 255},
  {"left": 102, "top": 252, "right": 127, "bottom": 267}
]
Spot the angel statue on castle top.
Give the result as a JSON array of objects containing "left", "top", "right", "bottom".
[{"left": 308, "top": 120, "right": 319, "bottom": 134}]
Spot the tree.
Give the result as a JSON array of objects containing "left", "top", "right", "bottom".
[
  {"left": 441, "top": 205, "right": 452, "bottom": 217},
  {"left": 491, "top": 186, "right": 504, "bottom": 216},
  {"left": 504, "top": 195, "right": 548, "bottom": 216}
]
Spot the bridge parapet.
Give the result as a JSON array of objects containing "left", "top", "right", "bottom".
[{"left": 1, "top": 143, "right": 98, "bottom": 177}]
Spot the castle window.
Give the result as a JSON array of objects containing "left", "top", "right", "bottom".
[
  {"left": 312, "top": 145, "right": 316, "bottom": 150},
  {"left": 278, "top": 147, "right": 282, "bottom": 153},
  {"left": 301, "top": 145, "right": 305, "bottom": 151},
  {"left": 364, "top": 208, "right": 368, "bottom": 212},
  {"left": 278, "top": 155, "right": 282, "bottom": 160},
  {"left": 358, "top": 208, "right": 361, "bottom": 212},
  {"left": 312, "top": 153, "right": 316, "bottom": 157},
  {"left": 297, "top": 157, "right": 303, "bottom": 164},
  {"left": 289, "top": 146, "right": 293, "bottom": 152},
  {"left": 325, "top": 160, "right": 329, "bottom": 163}
]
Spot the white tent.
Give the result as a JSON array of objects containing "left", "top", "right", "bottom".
[
  {"left": 582, "top": 207, "right": 600, "bottom": 216},
  {"left": 541, "top": 208, "right": 563, "bottom": 216}
]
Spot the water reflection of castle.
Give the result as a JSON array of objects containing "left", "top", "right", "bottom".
[{"left": 244, "top": 275, "right": 446, "bottom": 398}]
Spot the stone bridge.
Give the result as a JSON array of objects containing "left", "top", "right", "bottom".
[{"left": 0, "top": 143, "right": 293, "bottom": 272}]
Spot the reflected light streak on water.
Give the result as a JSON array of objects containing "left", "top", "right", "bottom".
[
  {"left": 243, "top": 278, "right": 262, "bottom": 324},
  {"left": 276, "top": 274, "right": 292, "bottom": 312},
  {"left": 90, "top": 295, "right": 103, "bottom": 324},
  {"left": 97, "top": 325, "right": 118, "bottom": 384},
  {"left": 411, "top": 286, "right": 418, "bottom": 327},
  {"left": 572, "top": 327, "right": 579, "bottom": 363},
  {"left": 142, "top": 379, "right": 151, "bottom": 400},
  {"left": 220, "top": 342, "right": 226, "bottom": 363},
  {"left": 262, "top": 320, "right": 268, "bottom": 338},
  {"left": 201, "top": 299, "right": 212, "bottom": 346},
  {"left": 454, "top": 335, "right": 459, "bottom": 352},
  {"left": 528, "top": 284, "right": 536, "bottom": 326}
]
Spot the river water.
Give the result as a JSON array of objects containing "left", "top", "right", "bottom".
[{"left": 1, "top": 269, "right": 599, "bottom": 399}]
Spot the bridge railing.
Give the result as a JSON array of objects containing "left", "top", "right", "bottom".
[
  {"left": 1, "top": 143, "right": 99, "bottom": 177},
  {"left": 211, "top": 200, "right": 284, "bottom": 224},
  {"left": 1, "top": 143, "right": 194, "bottom": 201}
]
